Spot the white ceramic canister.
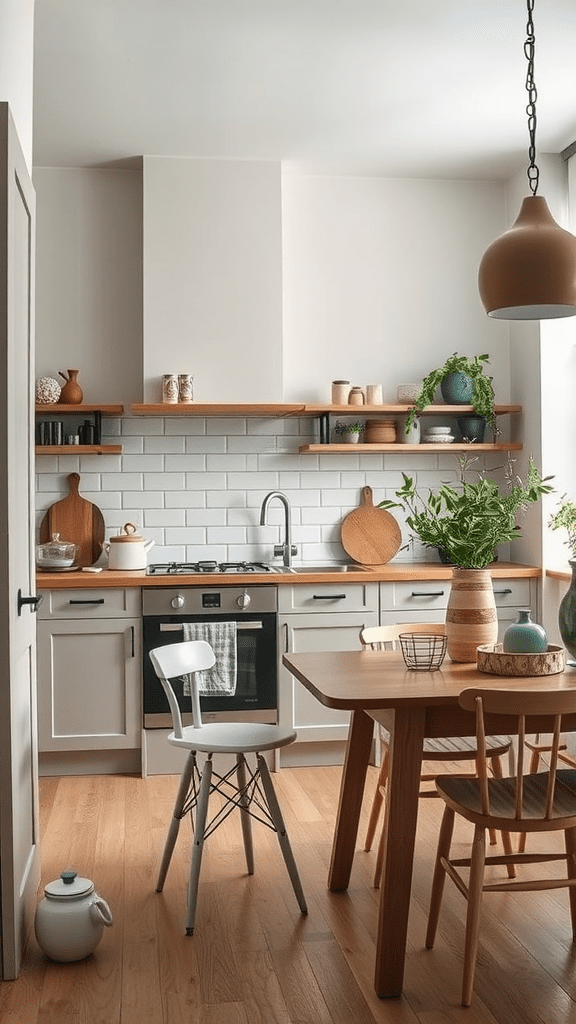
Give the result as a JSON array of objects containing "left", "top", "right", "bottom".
[
  {"left": 103, "top": 522, "right": 155, "bottom": 570},
  {"left": 162, "top": 374, "right": 179, "bottom": 403},
  {"left": 365, "top": 384, "right": 383, "bottom": 405},
  {"left": 178, "top": 374, "right": 194, "bottom": 403},
  {"left": 348, "top": 386, "right": 365, "bottom": 405},
  {"left": 331, "top": 380, "right": 351, "bottom": 404},
  {"left": 35, "top": 870, "right": 113, "bottom": 962}
]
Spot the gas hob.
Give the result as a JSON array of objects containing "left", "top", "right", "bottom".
[{"left": 146, "top": 561, "right": 273, "bottom": 576}]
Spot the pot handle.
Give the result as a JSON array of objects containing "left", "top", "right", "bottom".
[{"left": 91, "top": 895, "right": 114, "bottom": 927}]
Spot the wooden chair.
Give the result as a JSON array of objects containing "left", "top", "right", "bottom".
[
  {"left": 149, "top": 640, "right": 307, "bottom": 934},
  {"left": 518, "top": 733, "right": 575, "bottom": 851},
  {"left": 425, "top": 685, "right": 576, "bottom": 1006},
  {"left": 360, "top": 623, "right": 514, "bottom": 888}
]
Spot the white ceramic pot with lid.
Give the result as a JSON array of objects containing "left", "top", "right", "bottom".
[
  {"left": 34, "top": 870, "right": 113, "bottom": 962},
  {"left": 102, "top": 522, "right": 155, "bottom": 570}
]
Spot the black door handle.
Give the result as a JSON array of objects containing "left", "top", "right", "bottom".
[{"left": 18, "top": 590, "right": 44, "bottom": 616}]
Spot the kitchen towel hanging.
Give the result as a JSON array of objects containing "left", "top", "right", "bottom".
[{"left": 182, "top": 622, "right": 237, "bottom": 695}]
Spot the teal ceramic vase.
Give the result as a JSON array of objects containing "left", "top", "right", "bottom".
[
  {"left": 457, "top": 415, "right": 486, "bottom": 443},
  {"left": 440, "top": 371, "right": 474, "bottom": 404},
  {"left": 559, "top": 560, "right": 576, "bottom": 664},
  {"left": 503, "top": 608, "right": 548, "bottom": 654}
]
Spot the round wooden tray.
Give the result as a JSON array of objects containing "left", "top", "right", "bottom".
[{"left": 476, "top": 643, "right": 566, "bottom": 677}]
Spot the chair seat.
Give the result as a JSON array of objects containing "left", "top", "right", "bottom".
[
  {"left": 436, "top": 769, "right": 576, "bottom": 830},
  {"left": 423, "top": 734, "right": 511, "bottom": 759},
  {"left": 168, "top": 721, "right": 298, "bottom": 754}
]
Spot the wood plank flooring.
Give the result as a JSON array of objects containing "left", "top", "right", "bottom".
[{"left": 2, "top": 762, "right": 576, "bottom": 1023}]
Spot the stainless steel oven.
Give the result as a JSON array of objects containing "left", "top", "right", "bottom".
[{"left": 142, "top": 584, "right": 278, "bottom": 728}]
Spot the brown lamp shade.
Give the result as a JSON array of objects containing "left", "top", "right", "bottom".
[{"left": 478, "top": 195, "right": 576, "bottom": 319}]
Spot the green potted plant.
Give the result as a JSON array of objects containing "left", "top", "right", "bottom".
[
  {"left": 333, "top": 420, "right": 364, "bottom": 444},
  {"left": 549, "top": 498, "right": 576, "bottom": 662},
  {"left": 379, "top": 455, "right": 553, "bottom": 661},
  {"left": 404, "top": 352, "right": 496, "bottom": 436}
]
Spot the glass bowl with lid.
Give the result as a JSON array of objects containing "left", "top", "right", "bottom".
[{"left": 36, "top": 533, "right": 78, "bottom": 570}]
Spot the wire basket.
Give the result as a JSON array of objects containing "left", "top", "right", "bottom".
[{"left": 399, "top": 633, "right": 447, "bottom": 671}]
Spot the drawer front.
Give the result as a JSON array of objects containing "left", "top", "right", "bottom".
[
  {"left": 38, "top": 587, "right": 142, "bottom": 619},
  {"left": 278, "top": 582, "right": 379, "bottom": 614},
  {"left": 382, "top": 577, "right": 533, "bottom": 613}
]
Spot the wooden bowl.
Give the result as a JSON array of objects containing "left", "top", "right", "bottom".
[{"left": 476, "top": 643, "right": 566, "bottom": 677}]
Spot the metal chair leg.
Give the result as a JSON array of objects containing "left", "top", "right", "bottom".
[
  {"left": 156, "top": 751, "right": 196, "bottom": 892},
  {"left": 257, "top": 754, "right": 308, "bottom": 914},
  {"left": 185, "top": 757, "right": 213, "bottom": 935},
  {"left": 236, "top": 753, "right": 254, "bottom": 874}
]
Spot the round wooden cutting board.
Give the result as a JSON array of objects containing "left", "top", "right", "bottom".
[
  {"left": 39, "top": 472, "right": 105, "bottom": 568},
  {"left": 340, "top": 486, "right": 402, "bottom": 566}
]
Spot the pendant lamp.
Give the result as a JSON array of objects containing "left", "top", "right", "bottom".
[{"left": 478, "top": 0, "right": 576, "bottom": 319}]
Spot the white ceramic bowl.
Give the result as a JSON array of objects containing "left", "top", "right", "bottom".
[
  {"left": 426, "top": 426, "right": 452, "bottom": 434},
  {"left": 422, "top": 433, "right": 454, "bottom": 444}
]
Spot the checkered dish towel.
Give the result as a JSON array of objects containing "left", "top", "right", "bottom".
[{"left": 181, "top": 621, "right": 237, "bottom": 696}]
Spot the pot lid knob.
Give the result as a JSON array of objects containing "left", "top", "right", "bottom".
[{"left": 61, "top": 870, "right": 77, "bottom": 885}]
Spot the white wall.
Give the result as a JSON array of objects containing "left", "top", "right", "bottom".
[
  {"left": 142, "top": 157, "right": 283, "bottom": 403},
  {"left": 0, "top": 0, "right": 35, "bottom": 170},
  {"left": 282, "top": 174, "right": 511, "bottom": 403},
  {"left": 33, "top": 167, "right": 143, "bottom": 404}
]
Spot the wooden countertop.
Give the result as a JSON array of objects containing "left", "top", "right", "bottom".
[{"left": 36, "top": 561, "right": 541, "bottom": 589}]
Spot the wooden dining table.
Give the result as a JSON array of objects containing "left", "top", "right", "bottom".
[{"left": 282, "top": 647, "right": 576, "bottom": 999}]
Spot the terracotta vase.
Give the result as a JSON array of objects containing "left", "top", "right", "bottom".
[
  {"left": 58, "top": 369, "right": 83, "bottom": 404},
  {"left": 445, "top": 567, "right": 498, "bottom": 663}
]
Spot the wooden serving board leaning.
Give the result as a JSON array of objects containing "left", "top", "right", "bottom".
[
  {"left": 340, "top": 485, "right": 402, "bottom": 566},
  {"left": 39, "top": 472, "right": 105, "bottom": 568}
]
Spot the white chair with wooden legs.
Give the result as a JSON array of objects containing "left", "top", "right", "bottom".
[
  {"left": 425, "top": 686, "right": 576, "bottom": 1007},
  {"left": 360, "top": 624, "right": 514, "bottom": 888},
  {"left": 149, "top": 640, "right": 307, "bottom": 934}
]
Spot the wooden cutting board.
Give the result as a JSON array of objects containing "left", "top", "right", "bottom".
[
  {"left": 341, "top": 485, "right": 402, "bottom": 566},
  {"left": 39, "top": 473, "right": 105, "bottom": 568}
]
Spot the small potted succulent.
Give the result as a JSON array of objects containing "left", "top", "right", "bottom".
[
  {"left": 404, "top": 352, "right": 496, "bottom": 438},
  {"left": 333, "top": 420, "right": 365, "bottom": 444}
]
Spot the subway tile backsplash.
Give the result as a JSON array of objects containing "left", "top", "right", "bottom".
[{"left": 35, "top": 414, "right": 497, "bottom": 566}]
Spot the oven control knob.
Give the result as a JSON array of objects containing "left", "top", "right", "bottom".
[
  {"left": 237, "top": 591, "right": 251, "bottom": 609},
  {"left": 171, "top": 594, "right": 185, "bottom": 610}
]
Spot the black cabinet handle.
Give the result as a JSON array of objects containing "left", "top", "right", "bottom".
[
  {"left": 494, "top": 588, "right": 513, "bottom": 596},
  {"left": 312, "top": 594, "right": 347, "bottom": 600},
  {"left": 410, "top": 590, "right": 445, "bottom": 597},
  {"left": 130, "top": 625, "right": 135, "bottom": 658},
  {"left": 68, "top": 598, "right": 105, "bottom": 605},
  {"left": 17, "top": 591, "right": 43, "bottom": 616}
]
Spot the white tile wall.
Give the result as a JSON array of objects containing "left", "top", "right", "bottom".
[{"left": 35, "top": 415, "right": 501, "bottom": 566}]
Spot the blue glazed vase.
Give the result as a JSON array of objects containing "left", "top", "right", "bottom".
[
  {"left": 559, "top": 560, "right": 576, "bottom": 664},
  {"left": 457, "top": 415, "right": 486, "bottom": 443},
  {"left": 503, "top": 608, "right": 548, "bottom": 654},
  {"left": 440, "top": 371, "right": 474, "bottom": 404}
]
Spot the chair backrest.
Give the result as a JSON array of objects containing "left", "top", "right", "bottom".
[
  {"left": 459, "top": 686, "right": 576, "bottom": 821},
  {"left": 360, "top": 622, "right": 446, "bottom": 651},
  {"left": 149, "top": 640, "right": 216, "bottom": 736}
]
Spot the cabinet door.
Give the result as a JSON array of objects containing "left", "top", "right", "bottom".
[
  {"left": 279, "top": 611, "right": 378, "bottom": 742},
  {"left": 37, "top": 618, "right": 141, "bottom": 751}
]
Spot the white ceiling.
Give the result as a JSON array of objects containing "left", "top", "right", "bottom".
[{"left": 32, "top": 0, "right": 576, "bottom": 180}]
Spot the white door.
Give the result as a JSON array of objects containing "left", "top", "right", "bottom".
[{"left": 0, "top": 102, "right": 39, "bottom": 980}]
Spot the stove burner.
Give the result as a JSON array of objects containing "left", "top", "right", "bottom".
[{"left": 147, "top": 560, "right": 272, "bottom": 575}]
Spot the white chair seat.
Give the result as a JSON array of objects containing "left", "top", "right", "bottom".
[{"left": 168, "top": 722, "right": 297, "bottom": 754}]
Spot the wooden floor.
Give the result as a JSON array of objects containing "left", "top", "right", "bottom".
[{"left": 3, "top": 762, "right": 576, "bottom": 1023}]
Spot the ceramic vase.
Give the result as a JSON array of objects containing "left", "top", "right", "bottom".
[
  {"left": 457, "top": 415, "right": 486, "bottom": 443},
  {"left": 559, "top": 560, "right": 576, "bottom": 665},
  {"left": 445, "top": 567, "right": 498, "bottom": 663},
  {"left": 440, "top": 371, "right": 474, "bottom": 404},
  {"left": 58, "top": 369, "right": 83, "bottom": 404},
  {"left": 503, "top": 608, "right": 548, "bottom": 653},
  {"left": 400, "top": 414, "right": 421, "bottom": 444}
]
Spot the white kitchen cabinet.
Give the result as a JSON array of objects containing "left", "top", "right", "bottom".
[
  {"left": 36, "top": 588, "right": 142, "bottom": 772},
  {"left": 379, "top": 576, "right": 538, "bottom": 639},
  {"left": 277, "top": 582, "right": 379, "bottom": 766}
]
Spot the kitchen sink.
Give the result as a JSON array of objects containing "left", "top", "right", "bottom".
[{"left": 268, "top": 564, "right": 369, "bottom": 574}]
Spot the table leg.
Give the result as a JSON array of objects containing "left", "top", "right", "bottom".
[
  {"left": 375, "top": 706, "right": 425, "bottom": 998},
  {"left": 328, "top": 708, "right": 374, "bottom": 891}
]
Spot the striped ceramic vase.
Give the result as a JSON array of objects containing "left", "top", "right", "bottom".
[{"left": 445, "top": 567, "right": 498, "bottom": 663}]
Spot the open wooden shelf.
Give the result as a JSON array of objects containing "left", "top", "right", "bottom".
[
  {"left": 130, "top": 402, "right": 521, "bottom": 417},
  {"left": 35, "top": 404, "right": 124, "bottom": 415},
  {"left": 299, "top": 442, "right": 523, "bottom": 454},
  {"left": 35, "top": 444, "right": 122, "bottom": 455}
]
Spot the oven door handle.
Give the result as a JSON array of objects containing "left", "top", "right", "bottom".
[{"left": 159, "top": 621, "right": 264, "bottom": 632}]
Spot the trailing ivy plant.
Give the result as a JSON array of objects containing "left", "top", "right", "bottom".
[
  {"left": 379, "top": 454, "right": 553, "bottom": 569},
  {"left": 549, "top": 498, "right": 576, "bottom": 560},
  {"left": 404, "top": 352, "right": 496, "bottom": 434}
]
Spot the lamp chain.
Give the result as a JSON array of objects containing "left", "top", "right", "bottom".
[{"left": 524, "top": 0, "right": 539, "bottom": 195}]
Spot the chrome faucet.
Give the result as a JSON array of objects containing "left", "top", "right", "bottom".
[{"left": 259, "top": 491, "right": 298, "bottom": 567}]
